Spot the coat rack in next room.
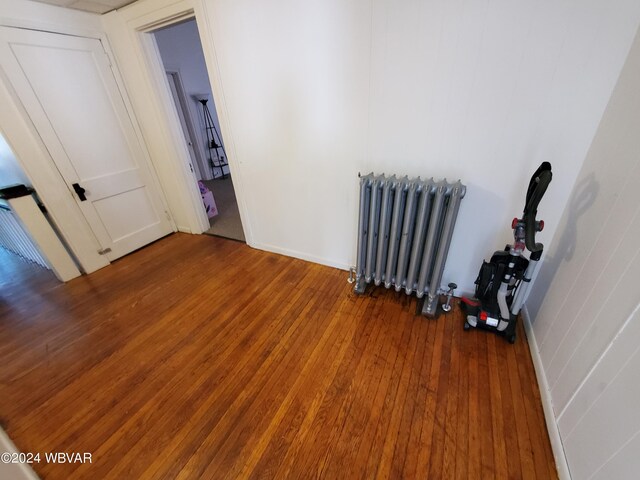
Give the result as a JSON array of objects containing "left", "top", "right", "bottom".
[{"left": 197, "top": 96, "right": 228, "bottom": 179}]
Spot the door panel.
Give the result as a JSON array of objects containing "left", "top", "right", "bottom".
[{"left": 0, "top": 27, "right": 173, "bottom": 261}]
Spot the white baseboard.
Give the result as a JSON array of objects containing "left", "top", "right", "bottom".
[
  {"left": 0, "top": 428, "right": 39, "bottom": 479},
  {"left": 249, "top": 242, "right": 351, "bottom": 271},
  {"left": 522, "top": 305, "right": 572, "bottom": 480}
]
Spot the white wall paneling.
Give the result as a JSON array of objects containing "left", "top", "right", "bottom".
[{"left": 528, "top": 26, "right": 640, "bottom": 480}]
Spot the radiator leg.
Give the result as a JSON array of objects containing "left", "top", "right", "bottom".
[
  {"left": 354, "top": 276, "right": 367, "bottom": 295},
  {"left": 421, "top": 293, "right": 440, "bottom": 317}
]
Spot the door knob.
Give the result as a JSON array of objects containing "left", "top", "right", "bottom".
[{"left": 72, "top": 183, "right": 87, "bottom": 201}]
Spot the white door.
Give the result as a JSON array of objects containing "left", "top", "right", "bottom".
[{"left": 0, "top": 27, "right": 174, "bottom": 262}]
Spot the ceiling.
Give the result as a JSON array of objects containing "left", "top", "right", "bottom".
[{"left": 30, "top": 0, "right": 136, "bottom": 14}]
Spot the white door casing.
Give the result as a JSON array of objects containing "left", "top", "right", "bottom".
[
  {"left": 165, "top": 71, "right": 204, "bottom": 181},
  {"left": 0, "top": 27, "right": 173, "bottom": 262}
]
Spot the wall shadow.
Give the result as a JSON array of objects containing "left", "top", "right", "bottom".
[{"left": 527, "top": 173, "right": 599, "bottom": 321}]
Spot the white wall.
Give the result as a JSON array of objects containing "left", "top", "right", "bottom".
[
  {"left": 527, "top": 27, "right": 640, "bottom": 480},
  {"left": 198, "top": 0, "right": 640, "bottom": 291},
  {"left": 365, "top": 0, "right": 640, "bottom": 293},
  {"left": 197, "top": 0, "right": 371, "bottom": 267},
  {"left": 154, "top": 19, "right": 227, "bottom": 180},
  {"left": 104, "top": 0, "right": 640, "bottom": 293},
  {"left": 0, "top": 133, "right": 30, "bottom": 186}
]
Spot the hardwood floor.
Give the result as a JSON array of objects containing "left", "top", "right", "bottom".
[{"left": 0, "top": 234, "right": 557, "bottom": 479}]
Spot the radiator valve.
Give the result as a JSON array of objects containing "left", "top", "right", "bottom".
[
  {"left": 348, "top": 267, "right": 356, "bottom": 284},
  {"left": 442, "top": 282, "right": 457, "bottom": 312}
]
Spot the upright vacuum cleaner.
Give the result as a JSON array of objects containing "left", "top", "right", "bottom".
[{"left": 461, "top": 162, "right": 552, "bottom": 343}]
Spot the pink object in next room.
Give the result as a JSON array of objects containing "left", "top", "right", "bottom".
[{"left": 198, "top": 181, "right": 218, "bottom": 218}]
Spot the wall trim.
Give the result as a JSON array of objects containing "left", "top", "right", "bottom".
[
  {"left": 250, "top": 241, "right": 350, "bottom": 272},
  {"left": 522, "top": 305, "right": 572, "bottom": 480}
]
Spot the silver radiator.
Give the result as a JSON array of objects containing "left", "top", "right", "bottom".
[
  {"left": 353, "top": 174, "right": 466, "bottom": 316},
  {"left": 0, "top": 204, "right": 49, "bottom": 269}
]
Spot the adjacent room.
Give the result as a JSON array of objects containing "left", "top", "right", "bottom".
[
  {"left": 1, "top": 0, "right": 640, "bottom": 479},
  {"left": 154, "top": 18, "right": 245, "bottom": 242}
]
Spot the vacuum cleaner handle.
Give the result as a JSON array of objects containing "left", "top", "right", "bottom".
[{"left": 523, "top": 162, "right": 552, "bottom": 253}]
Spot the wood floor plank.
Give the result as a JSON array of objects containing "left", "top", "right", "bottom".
[
  {"left": 454, "top": 315, "right": 470, "bottom": 480},
  {"left": 91, "top": 261, "right": 317, "bottom": 479},
  {"left": 321, "top": 293, "right": 401, "bottom": 479},
  {"left": 507, "top": 334, "right": 537, "bottom": 480},
  {"left": 358, "top": 299, "right": 418, "bottom": 480},
  {"left": 390, "top": 313, "right": 430, "bottom": 479},
  {"left": 242, "top": 293, "right": 366, "bottom": 480},
  {"left": 269, "top": 294, "right": 373, "bottom": 480},
  {"left": 205, "top": 276, "right": 348, "bottom": 478},
  {"left": 518, "top": 321, "right": 559, "bottom": 479},
  {"left": 466, "top": 318, "right": 481, "bottom": 480},
  {"left": 351, "top": 322, "right": 413, "bottom": 477},
  {"left": 427, "top": 311, "right": 456, "bottom": 479},
  {"left": 152, "top": 271, "right": 336, "bottom": 480},
  {"left": 477, "top": 325, "right": 497, "bottom": 480},
  {"left": 487, "top": 334, "right": 510, "bottom": 478},
  {"left": 413, "top": 305, "right": 446, "bottom": 476},
  {"left": 375, "top": 300, "right": 426, "bottom": 480},
  {"left": 0, "top": 235, "right": 558, "bottom": 479},
  {"left": 301, "top": 294, "right": 389, "bottom": 478},
  {"left": 394, "top": 314, "right": 434, "bottom": 479},
  {"left": 495, "top": 336, "right": 523, "bottom": 479}
]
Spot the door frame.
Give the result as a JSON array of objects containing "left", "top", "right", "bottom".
[
  {"left": 137, "top": 20, "right": 210, "bottom": 233},
  {"left": 165, "top": 69, "right": 208, "bottom": 181},
  {"left": 102, "top": 0, "right": 252, "bottom": 241}
]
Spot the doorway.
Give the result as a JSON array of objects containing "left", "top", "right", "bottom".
[{"left": 153, "top": 19, "right": 245, "bottom": 243}]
